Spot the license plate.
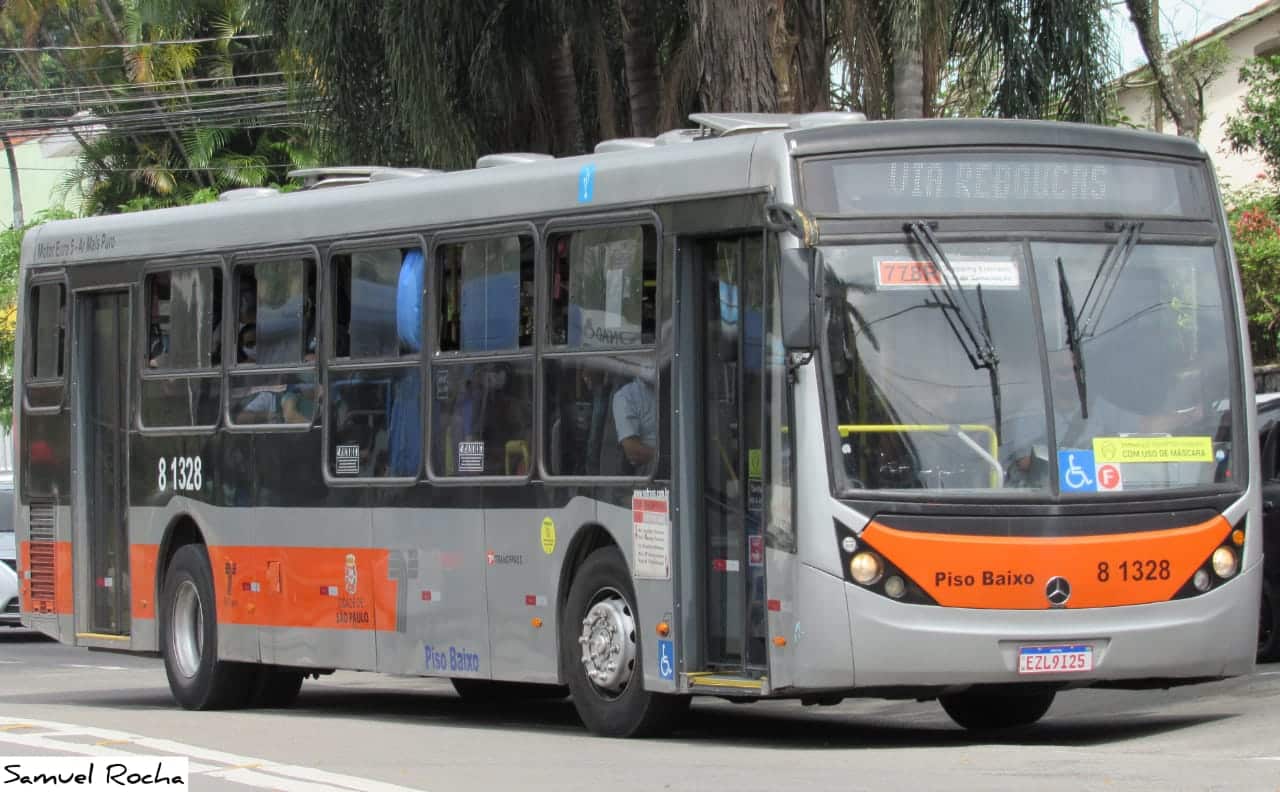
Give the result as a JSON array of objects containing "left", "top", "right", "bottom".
[{"left": 1017, "top": 644, "right": 1093, "bottom": 675}]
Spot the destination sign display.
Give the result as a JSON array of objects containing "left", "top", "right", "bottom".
[{"left": 802, "top": 152, "right": 1206, "bottom": 218}]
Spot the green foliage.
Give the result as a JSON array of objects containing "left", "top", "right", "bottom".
[
  {"left": 1227, "top": 185, "right": 1280, "bottom": 364},
  {"left": 1226, "top": 55, "right": 1280, "bottom": 186}
]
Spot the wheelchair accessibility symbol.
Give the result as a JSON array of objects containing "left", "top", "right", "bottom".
[
  {"left": 1058, "top": 449, "right": 1097, "bottom": 492},
  {"left": 657, "top": 639, "right": 674, "bottom": 680}
]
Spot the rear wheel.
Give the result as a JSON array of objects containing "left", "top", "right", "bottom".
[
  {"left": 160, "top": 544, "right": 254, "bottom": 710},
  {"left": 251, "top": 668, "right": 305, "bottom": 708},
  {"left": 1259, "top": 582, "right": 1280, "bottom": 662},
  {"left": 939, "top": 687, "right": 1055, "bottom": 730},
  {"left": 561, "top": 547, "right": 688, "bottom": 737},
  {"left": 450, "top": 678, "right": 569, "bottom": 701}
]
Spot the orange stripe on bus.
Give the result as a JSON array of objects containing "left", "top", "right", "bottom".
[
  {"left": 862, "top": 515, "right": 1232, "bottom": 609},
  {"left": 130, "top": 544, "right": 158, "bottom": 620},
  {"left": 205, "top": 546, "right": 397, "bottom": 631},
  {"left": 19, "top": 540, "right": 73, "bottom": 615}
]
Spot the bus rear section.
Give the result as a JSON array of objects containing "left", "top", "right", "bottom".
[{"left": 759, "top": 137, "right": 1259, "bottom": 727}]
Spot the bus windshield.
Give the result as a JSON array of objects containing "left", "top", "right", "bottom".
[{"left": 822, "top": 238, "right": 1236, "bottom": 495}]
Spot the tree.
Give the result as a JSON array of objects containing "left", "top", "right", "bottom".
[
  {"left": 1226, "top": 55, "right": 1280, "bottom": 186},
  {"left": 1124, "top": 0, "right": 1229, "bottom": 139},
  {"left": 830, "top": 0, "right": 1112, "bottom": 122}
]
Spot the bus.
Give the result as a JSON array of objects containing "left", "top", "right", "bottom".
[{"left": 15, "top": 112, "right": 1260, "bottom": 737}]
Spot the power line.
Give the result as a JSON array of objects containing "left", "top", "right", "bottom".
[
  {"left": 0, "top": 34, "right": 268, "bottom": 53},
  {"left": 0, "top": 70, "right": 293, "bottom": 97}
]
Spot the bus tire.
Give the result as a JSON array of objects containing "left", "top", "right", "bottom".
[
  {"left": 939, "top": 686, "right": 1055, "bottom": 730},
  {"left": 450, "top": 678, "right": 569, "bottom": 701},
  {"left": 561, "top": 547, "right": 689, "bottom": 737},
  {"left": 1259, "top": 582, "right": 1280, "bottom": 662},
  {"left": 251, "top": 668, "right": 305, "bottom": 708},
  {"left": 159, "top": 544, "right": 254, "bottom": 710}
]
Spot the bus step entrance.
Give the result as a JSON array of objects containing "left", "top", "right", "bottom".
[{"left": 685, "top": 672, "right": 769, "bottom": 696}]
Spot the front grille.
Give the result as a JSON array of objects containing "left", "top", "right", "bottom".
[{"left": 27, "top": 500, "right": 56, "bottom": 608}]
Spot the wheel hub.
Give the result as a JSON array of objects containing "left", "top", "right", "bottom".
[
  {"left": 171, "top": 579, "right": 204, "bottom": 679},
  {"left": 578, "top": 595, "right": 637, "bottom": 692}
]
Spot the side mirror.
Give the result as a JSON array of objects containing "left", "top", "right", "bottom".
[{"left": 780, "top": 247, "right": 821, "bottom": 352}]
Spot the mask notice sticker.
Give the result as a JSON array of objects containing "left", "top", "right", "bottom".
[
  {"left": 1093, "top": 436, "right": 1213, "bottom": 464},
  {"left": 876, "top": 258, "right": 1020, "bottom": 290}
]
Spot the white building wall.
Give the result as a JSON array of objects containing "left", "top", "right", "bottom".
[{"left": 1114, "top": 8, "right": 1280, "bottom": 196}]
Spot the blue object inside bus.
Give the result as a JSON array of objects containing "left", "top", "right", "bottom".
[{"left": 389, "top": 249, "right": 425, "bottom": 476}]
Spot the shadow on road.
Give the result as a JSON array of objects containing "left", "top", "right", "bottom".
[
  {"left": 0, "top": 629, "right": 56, "bottom": 644},
  {"left": 1, "top": 680, "right": 1237, "bottom": 750}
]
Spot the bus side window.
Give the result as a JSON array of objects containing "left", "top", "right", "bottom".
[
  {"left": 228, "top": 258, "right": 318, "bottom": 427},
  {"left": 327, "top": 245, "right": 423, "bottom": 479},
  {"left": 430, "top": 235, "right": 534, "bottom": 479},
  {"left": 140, "top": 267, "right": 222, "bottom": 429},
  {"left": 542, "top": 226, "right": 657, "bottom": 479},
  {"left": 28, "top": 285, "right": 65, "bottom": 383}
]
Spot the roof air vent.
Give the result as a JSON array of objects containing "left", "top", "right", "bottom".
[
  {"left": 476, "top": 153, "right": 555, "bottom": 168},
  {"left": 217, "top": 187, "right": 280, "bottom": 202},
  {"left": 594, "top": 138, "right": 656, "bottom": 154},
  {"left": 288, "top": 166, "right": 436, "bottom": 190}
]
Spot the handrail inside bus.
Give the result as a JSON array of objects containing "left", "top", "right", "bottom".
[{"left": 838, "top": 423, "right": 1002, "bottom": 487}]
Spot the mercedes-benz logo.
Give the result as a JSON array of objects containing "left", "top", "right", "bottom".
[{"left": 1045, "top": 576, "right": 1071, "bottom": 607}]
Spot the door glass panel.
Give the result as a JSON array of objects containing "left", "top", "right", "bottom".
[
  {"left": 702, "top": 236, "right": 769, "bottom": 669},
  {"left": 81, "top": 292, "right": 130, "bottom": 635}
]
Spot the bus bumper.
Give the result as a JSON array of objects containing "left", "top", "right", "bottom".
[{"left": 839, "top": 561, "right": 1260, "bottom": 689}]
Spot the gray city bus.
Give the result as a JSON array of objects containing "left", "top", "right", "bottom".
[{"left": 15, "top": 112, "right": 1260, "bottom": 736}]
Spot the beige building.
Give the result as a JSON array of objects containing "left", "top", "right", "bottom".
[{"left": 1114, "top": 0, "right": 1280, "bottom": 194}]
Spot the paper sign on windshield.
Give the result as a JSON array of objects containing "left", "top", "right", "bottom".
[{"left": 875, "top": 258, "right": 1020, "bottom": 290}]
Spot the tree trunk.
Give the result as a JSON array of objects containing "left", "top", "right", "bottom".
[
  {"left": 792, "top": 0, "right": 828, "bottom": 112},
  {"left": 691, "top": 0, "right": 779, "bottom": 113},
  {"left": 619, "top": 0, "right": 662, "bottom": 137},
  {"left": 891, "top": 0, "right": 924, "bottom": 119},
  {"left": 2, "top": 134, "right": 23, "bottom": 229},
  {"left": 1126, "top": 0, "right": 1200, "bottom": 138},
  {"left": 548, "top": 31, "right": 584, "bottom": 155}
]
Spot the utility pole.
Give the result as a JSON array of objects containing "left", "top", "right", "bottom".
[{"left": 2, "top": 133, "right": 23, "bottom": 229}]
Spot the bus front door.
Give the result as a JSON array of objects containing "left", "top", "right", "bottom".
[
  {"left": 700, "top": 235, "right": 768, "bottom": 674},
  {"left": 74, "top": 290, "right": 132, "bottom": 637}
]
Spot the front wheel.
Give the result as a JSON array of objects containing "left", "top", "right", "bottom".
[
  {"left": 160, "top": 544, "right": 254, "bottom": 710},
  {"left": 939, "top": 687, "right": 1055, "bottom": 730},
  {"left": 561, "top": 547, "right": 688, "bottom": 737}
]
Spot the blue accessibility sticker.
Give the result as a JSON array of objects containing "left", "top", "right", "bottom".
[
  {"left": 578, "top": 164, "right": 595, "bottom": 203},
  {"left": 657, "top": 638, "right": 674, "bottom": 680},
  {"left": 1058, "top": 449, "right": 1097, "bottom": 493}
]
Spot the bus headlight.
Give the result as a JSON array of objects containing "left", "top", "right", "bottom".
[
  {"left": 849, "top": 552, "right": 884, "bottom": 586},
  {"left": 1211, "top": 547, "right": 1238, "bottom": 579},
  {"left": 1193, "top": 569, "right": 1211, "bottom": 592}
]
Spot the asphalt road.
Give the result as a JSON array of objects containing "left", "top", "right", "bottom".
[{"left": 2, "top": 627, "right": 1279, "bottom": 792}]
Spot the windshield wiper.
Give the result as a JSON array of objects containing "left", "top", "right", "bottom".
[
  {"left": 1077, "top": 221, "right": 1142, "bottom": 340},
  {"left": 1057, "top": 257, "right": 1088, "bottom": 419},
  {"left": 905, "top": 221, "right": 998, "bottom": 369},
  {"left": 905, "top": 220, "right": 1002, "bottom": 436},
  {"left": 1058, "top": 221, "right": 1143, "bottom": 421}
]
